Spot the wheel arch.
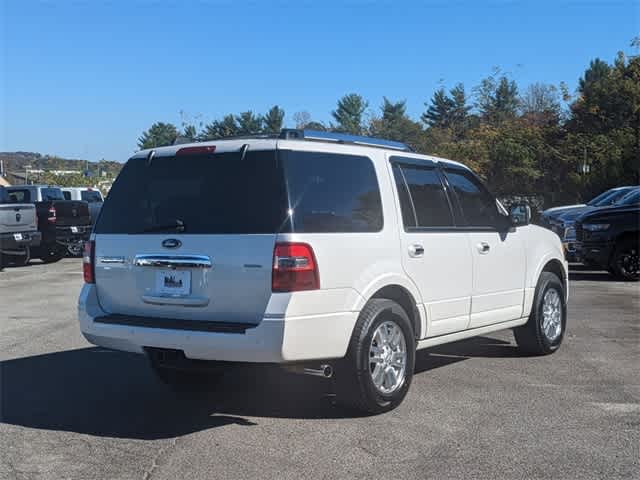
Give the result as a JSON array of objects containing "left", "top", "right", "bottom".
[{"left": 370, "top": 285, "right": 422, "bottom": 339}]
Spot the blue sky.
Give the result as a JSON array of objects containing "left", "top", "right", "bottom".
[{"left": 1, "top": 0, "right": 638, "bottom": 161}]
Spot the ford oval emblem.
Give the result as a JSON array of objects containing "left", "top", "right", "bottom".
[{"left": 162, "top": 238, "right": 182, "bottom": 249}]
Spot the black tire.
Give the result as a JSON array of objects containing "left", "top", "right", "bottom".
[
  {"left": 514, "top": 271, "right": 566, "bottom": 355},
  {"left": 336, "top": 299, "right": 415, "bottom": 414},
  {"left": 609, "top": 238, "right": 640, "bottom": 281},
  {"left": 39, "top": 245, "right": 65, "bottom": 264}
]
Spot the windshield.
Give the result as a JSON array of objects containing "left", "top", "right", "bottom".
[
  {"left": 615, "top": 189, "right": 640, "bottom": 206},
  {"left": 589, "top": 188, "right": 633, "bottom": 207}
]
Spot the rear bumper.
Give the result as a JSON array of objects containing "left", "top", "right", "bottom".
[
  {"left": 55, "top": 225, "right": 91, "bottom": 244},
  {"left": 78, "top": 284, "right": 358, "bottom": 363},
  {"left": 0, "top": 231, "right": 42, "bottom": 250}
]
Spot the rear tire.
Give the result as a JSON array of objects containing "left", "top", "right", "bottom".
[
  {"left": 514, "top": 272, "right": 566, "bottom": 355},
  {"left": 39, "top": 245, "right": 65, "bottom": 264},
  {"left": 336, "top": 299, "right": 415, "bottom": 414},
  {"left": 609, "top": 239, "right": 640, "bottom": 281}
]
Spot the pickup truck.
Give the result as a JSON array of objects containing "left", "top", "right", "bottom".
[
  {"left": 0, "top": 186, "right": 42, "bottom": 267},
  {"left": 575, "top": 189, "right": 640, "bottom": 281},
  {"left": 5, "top": 185, "right": 92, "bottom": 262},
  {"left": 61, "top": 187, "right": 104, "bottom": 225}
]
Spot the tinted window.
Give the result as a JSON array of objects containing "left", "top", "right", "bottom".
[
  {"left": 444, "top": 168, "right": 500, "bottom": 227},
  {"left": 592, "top": 188, "right": 632, "bottom": 206},
  {"left": 282, "top": 151, "right": 382, "bottom": 232},
  {"left": 81, "top": 190, "right": 103, "bottom": 203},
  {"left": 392, "top": 165, "right": 417, "bottom": 227},
  {"left": 617, "top": 189, "right": 640, "bottom": 206},
  {"left": 394, "top": 164, "right": 453, "bottom": 228},
  {"left": 41, "top": 188, "right": 64, "bottom": 201},
  {"left": 7, "top": 189, "right": 31, "bottom": 203},
  {"left": 95, "top": 150, "right": 289, "bottom": 234},
  {"left": 63, "top": 191, "right": 71, "bottom": 200}
]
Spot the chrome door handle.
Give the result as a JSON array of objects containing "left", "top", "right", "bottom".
[
  {"left": 477, "top": 242, "right": 491, "bottom": 254},
  {"left": 408, "top": 244, "right": 424, "bottom": 257}
]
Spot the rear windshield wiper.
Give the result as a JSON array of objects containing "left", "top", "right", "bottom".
[{"left": 139, "top": 219, "right": 185, "bottom": 233}]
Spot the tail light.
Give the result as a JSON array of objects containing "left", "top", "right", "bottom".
[
  {"left": 83, "top": 240, "right": 95, "bottom": 283},
  {"left": 272, "top": 242, "right": 319, "bottom": 292},
  {"left": 47, "top": 205, "right": 57, "bottom": 223}
]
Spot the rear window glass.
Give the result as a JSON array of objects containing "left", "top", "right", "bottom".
[
  {"left": 42, "top": 188, "right": 65, "bottom": 201},
  {"left": 281, "top": 150, "right": 383, "bottom": 233},
  {"left": 95, "top": 150, "right": 289, "bottom": 234},
  {"left": 63, "top": 191, "right": 72, "bottom": 200},
  {"left": 81, "top": 190, "right": 103, "bottom": 203},
  {"left": 6, "top": 189, "right": 31, "bottom": 203},
  {"left": 96, "top": 148, "right": 383, "bottom": 235}
]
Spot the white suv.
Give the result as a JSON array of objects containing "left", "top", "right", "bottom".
[{"left": 78, "top": 129, "right": 568, "bottom": 413}]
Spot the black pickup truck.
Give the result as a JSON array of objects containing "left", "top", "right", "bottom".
[
  {"left": 5, "top": 185, "right": 92, "bottom": 262},
  {"left": 575, "top": 190, "right": 640, "bottom": 281}
]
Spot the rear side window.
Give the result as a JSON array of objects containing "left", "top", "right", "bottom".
[
  {"left": 444, "top": 168, "right": 500, "bottom": 227},
  {"left": 41, "top": 188, "right": 64, "bottom": 201},
  {"left": 7, "top": 189, "right": 31, "bottom": 203},
  {"left": 392, "top": 163, "right": 453, "bottom": 228},
  {"left": 281, "top": 150, "right": 383, "bottom": 233},
  {"left": 81, "top": 190, "right": 103, "bottom": 203},
  {"left": 63, "top": 191, "right": 72, "bottom": 200},
  {"left": 95, "top": 150, "right": 289, "bottom": 234}
]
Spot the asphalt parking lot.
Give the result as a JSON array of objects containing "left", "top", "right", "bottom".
[{"left": 0, "top": 259, "right": 638, "bottom": 480}]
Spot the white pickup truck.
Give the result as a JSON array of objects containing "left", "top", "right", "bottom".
[{"left": 0, "top": 186, "right": 41, "bottom": 267}]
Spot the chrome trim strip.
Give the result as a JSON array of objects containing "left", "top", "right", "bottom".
[
  {"left": 98, "top": 256, "right": 125, "bottom": 264},
  {"left": 133, "top": 254, "right": 212, "bottom": 269}
]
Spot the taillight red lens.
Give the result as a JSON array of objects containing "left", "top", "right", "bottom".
[
  {"left": 272, "top": 242, "right": 319, "bottom": 292},
  {"left": 47, "top": 206, "right": 56, "bottom": 223},
  {"left": 83, "top": 240, "right": 95, "bottom": 283}
]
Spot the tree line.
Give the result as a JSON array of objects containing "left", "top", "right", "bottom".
[{"left": 138, "top": 48, "right": 639, "bottom": 205}]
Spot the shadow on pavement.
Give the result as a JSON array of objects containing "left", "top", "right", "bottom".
[{"left": 1, "top": 335, "right": 517, "bottom": 439}]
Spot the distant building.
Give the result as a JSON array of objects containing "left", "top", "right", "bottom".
[{"left": 0, "top": 176, "right": 10, "bottom": 187}]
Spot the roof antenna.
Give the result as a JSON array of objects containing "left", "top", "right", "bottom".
[
  {"left": 239, "top": 143, "right": 249, "bottom": 161},
  {"left": 146, "top": 150, "right": 155, "bottom": 166}
]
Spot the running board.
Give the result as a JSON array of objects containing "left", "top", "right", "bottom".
[{"left": 417, "top": 317, "right": 528, "bottom": 350}]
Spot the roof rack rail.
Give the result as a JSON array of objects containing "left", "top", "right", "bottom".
[{"left": 279, "top": 129, "right": 413, "bottom": 152}]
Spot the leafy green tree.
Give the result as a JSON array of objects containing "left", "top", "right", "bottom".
[
  {"left": 137, "top": 122, "right": 179, "bottom": 149},
  {"left": 182, "top": 125, "right": 198, "bottom": 140},
  {"left": 263, "top": 106, "right": 285, "bottom": 134},
  {"left": 476, "top": 75, "right": 520, "bottom": 124},
  {"left": 304, "top": 121, "right": 328, "bottom": 131},
  {"left": 422, "top": 88, "right": 455, "bottom": 128},
  {"left": 202, "top": 114, "right": 239, "bottom": 139},
  {"left": 332, "top": 93, "right": 368, "bottom": 134},
  {"left": 370, "top": 97, "right": 423, "bottom": 144},
  {"left": 236, "top": 111, "right": 263, "bottom": 135},
  {"left": 578, "top": 58, "right": 611, "bottom": 94}
]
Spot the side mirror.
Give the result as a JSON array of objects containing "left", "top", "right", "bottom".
[{"left": 509, "top": 203, "right": 531, "bottom": 227}]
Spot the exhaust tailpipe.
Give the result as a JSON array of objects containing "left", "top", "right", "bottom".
[{"left": 285, "top": 364, "right": 333, "bottom": 378}]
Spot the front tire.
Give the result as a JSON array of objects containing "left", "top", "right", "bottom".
[
  {"left": 609, "top": 239, "right": 640, "bottom": 281},
  {"left": 514, "top": 272, "right": 566, "bottom": 355},
  {"left": 337, "top": 299, "right": 415, "bottom": 414}
]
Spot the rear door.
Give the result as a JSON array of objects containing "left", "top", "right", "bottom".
[
  {"left": 93, "top": 148, "right": 288, "bottom": 325},
  {"left": 391, "top": 158, "right": 472, "bottom": 337},
  {"left": 442, "top": 167, "right": 526, "bottom": 328}
]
